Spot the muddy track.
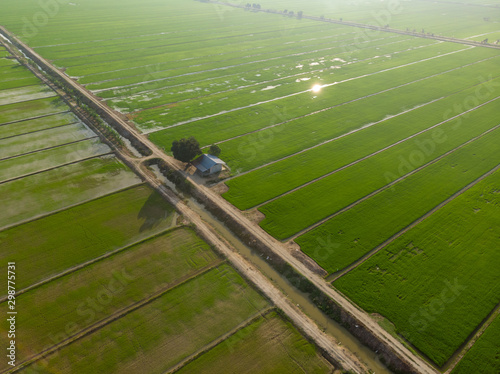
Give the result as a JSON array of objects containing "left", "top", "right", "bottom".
[{"left": 0, "top": 26, "right": 430, "bottom": 373}]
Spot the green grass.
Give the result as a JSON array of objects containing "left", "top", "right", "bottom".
[
  {"left": 259, "top": 99, "right": 500, "bottom": 239},
  {"left": 223, "top": 79, "right": 500, "bottom": 209},
  {"left": 0, "top": 156, "right": 141, "bottom": 229},
  {"left": 0, "top": 138, "right": 111, "bottom": 182},
  {"left": 333, "top": 168, "right": 500, "bottom": 366},
  {"left": 20, "top": 264, "right": 269, "bottom": 374},
  {"left": 451, "top": 315, "right": 500, "bottom": 374},
  {"left": 0, "top": 96, "right": 67, "bottom": 125},
  {"left": 0, "top": 184, "right": 177, "bottom": 290},
  {"left": 176, "top": 311, "right": 333, "bottom": 374},
  {"left": 0, "top": 227, "right": 219, "bottom": 365},
  {"left": 0, "top": 64, "right": 41, "bottom": 89},
  {"left": 295, "top": 126, "right": 500, "bottom": 270}
]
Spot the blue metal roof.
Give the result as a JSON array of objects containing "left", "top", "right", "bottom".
[{"left": 194, "top": 154, "right": 226, "bottom": 173}]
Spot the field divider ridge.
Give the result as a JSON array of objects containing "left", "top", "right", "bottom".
[
  {"left": 213, "top": 62, "right": 500, "bottom": 183},
  {"left": 253, "top": 96, "right": 500, "bottom": 212},
  {"left": 143, "top": 45, "right": 475, "bottom": 134},
  {"left": 0, "top": 110, "right": 71, "bottom": 127},
  {"left": 0, "top": 120, "right": 80, "bottom": 141},
  {"left": 164, "top": 307, "right": 275, "bottom": 374},
  {"left": 0, "top": 225, "right": 191, "bottom": 303},
  {"left": 0, "top": 152, "right": 114, "bottom": 185},
  {"left": 444, "top": 302, "right": 500, "bottom": 373},
  {"left": 206, "top": 0, "right": 500, "bottom": 50},
  {"left": 292, "top": 121, "right": 500, "bottom": 244},
  {"left": 0, "top": 181, "right": 145, "bottom": 233},
  {"left": 2, "top": 260, "right": 226, "bottom": 374},
  {"left": 327, "top": 162, "right": 500, "bottom": 283},
  {"left": 0, "top": 92, "right": 58, "bottom": 107},
  {"left": 0, "top": 135, "right": 99, "bottom": 162}
]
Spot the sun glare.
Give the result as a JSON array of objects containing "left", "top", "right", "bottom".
[{"left": 311, "top": 84, "right": 322, "bottom": 93}]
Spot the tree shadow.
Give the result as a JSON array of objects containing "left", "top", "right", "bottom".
[{"left": 137, "top": 192, "right": 171, "bottom": 232}]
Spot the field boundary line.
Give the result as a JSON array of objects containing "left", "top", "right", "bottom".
[
  {"left": 57, "top": 23, "right": 330, "bottom": 68},
  {"left": 206, "top": 54, "right": 500, "bottom": 150},
  {"left": 0, "top": 92, "right": 57, "bottom": 107},
  {"left": 90, "top": 33, "right": 403, "bottom": 95},
  {"left": 143, "top": 45, "right": 474, "bottom": 134},
  {"left": 0, "top": 120, "right": 80, "bottom": 140},
  {"left": 0, "top": 82, "right": 43, "bottom": 92},
  {"left": 214, "top": 66, "right": 500, "bottom": 184},
  {"left": 92, "top": 34, "right": 408, "bottom": 94},
  {"left": 88, "top": 30, "right": 364, "bottom": 90},
  {"left": 0, "top": 181, "right": 145, "bottom": 233},
  {"left": 290, "top": 122, "right": 500, "bottom": 244},
  {"left": 0, "top": 110, "right": 71, "bottom": 127},
  {"left": 328, "top": 162, "right": 500, "bottom": 283},
  {"left": 104, "top": 38, "right": 430, "bottom": 101},
  {"left": 249, "top": 94, "right": 500, "bottom": 210},
  {"left": 207, "top": 1, "right": 500, "bottom": 50},
  {"left": 0, "top": 225, "right": 189, "bottom": 303},
  {"left": 0, "top": 135, "right": 99, "bottom": 162},
  {"left": 0, "top": 152, "right": 114, "bottom": 185},
  {"left": 0, "top": 26, "right": 422, "bottom": 373},
  {"left": 0, "top": 94, "right": 60, "bottom": 109},
  {"left": 165, "top": 307, "right": 275, "bottom": 374},
  {"left": 125, "top": 35, "right": 413, "bottom": 114},
  {"left": 3, "top": 261, "right": 226, "bottom": 374},
  {"left": 444, "top": 302, "right": 500, "bottom": 373}
]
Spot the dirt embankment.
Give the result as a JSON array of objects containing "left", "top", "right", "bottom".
[
  {"left": 152, "top": 160, "right": 422, "bottom": 374},
  {"left": 0, "top": 25, "right": 436, "bottom": 374}
]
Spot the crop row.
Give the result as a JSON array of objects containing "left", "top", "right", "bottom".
[
  {"left": 451, "top": 314, "right": 500, "bottom": 374},
  {"left": 296, "top": 125, "right": 500, "bottom": 273},
  {"left": 0, "top": 96, "right": 68, "bottom": 125},
  {"left": 107, "top": 37, "right": 430, "bottom": 113},
  {"left": 0, "top": 227, "right": 221, "bottom": 362},
  {"left": 140, "top": 41, "right": 471, "bottom": 133},
  {"left": 258, "top": 97, "right": 500, "bottom": 239},
  {"left": 211, "top": 53, "right": 500, "bottom": 174},
  {"left": 333, "top": 167, "right": 500, "bottom": 366},
  {"left": 223, "top": 76, "right": 500, "bottom": 209}
]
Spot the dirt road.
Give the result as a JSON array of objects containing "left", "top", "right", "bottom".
[
  {"left": 0, "top": 29, "right": 367, "bottom": 373},
  {"left": 0, "top": 26, "right": 438, "bottom": 374}
]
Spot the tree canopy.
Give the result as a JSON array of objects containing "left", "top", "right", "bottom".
[
  {"left": 209, "top": 144, "right": 221, "bottom": 157},
  {"left": 171, "top": 137, "right": 202, "bottom": 163}
]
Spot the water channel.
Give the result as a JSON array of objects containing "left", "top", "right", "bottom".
[{"left": 153, "top": 167, "right": 392, "bottom": 373}]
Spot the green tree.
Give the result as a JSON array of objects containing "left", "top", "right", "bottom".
[
  {"left": 209, "top": 144, "right": 221, "bottom": 157},
  {"left": 171, "top": 137, "right": 202, "bottom": 163}
]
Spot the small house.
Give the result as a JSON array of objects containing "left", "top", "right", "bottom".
[{"left": 192, "top": 154, "right": 226, "bottom": 176}]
